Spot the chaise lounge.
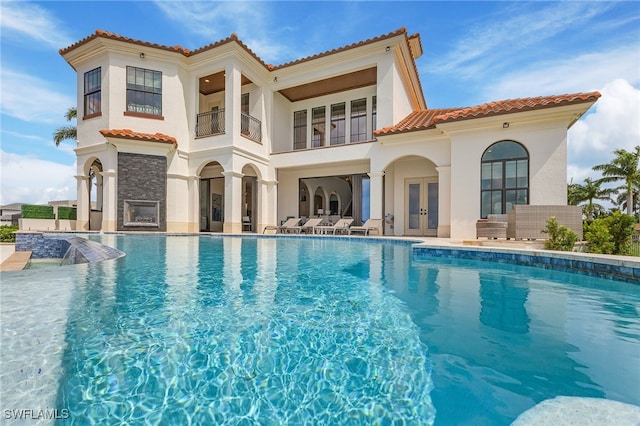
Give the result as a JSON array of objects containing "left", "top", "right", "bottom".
[
  {"left": 348, "top": 218, "right": 383, "bottom": 236},
  {"left": 287, "top": 217, "right": 323, "bottom": 234},
  {"left": 315, "top": 218, "right": 354, "bottom": 235},
  {"left": 278, "top": 218, "right": 301, "bottom": 233}
]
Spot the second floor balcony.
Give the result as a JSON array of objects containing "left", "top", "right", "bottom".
[{"left": 195, "top": 109, "right": 262, "bottom": 143}]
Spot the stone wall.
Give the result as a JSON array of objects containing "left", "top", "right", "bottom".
[{"left": 117, "top": 152, "right": 167, "bottom": 232}]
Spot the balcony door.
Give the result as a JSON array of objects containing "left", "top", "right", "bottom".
[{"left": 405, "top": 178, "right": 438, "bottom": 236}]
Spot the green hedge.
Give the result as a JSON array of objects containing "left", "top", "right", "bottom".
[
  {"left": 58, "top": 206, "right": 77, "bottom": 220},
  {"left": 21, "top": 204, "right": 54, "bottom": 219},
  {"left": 0, "top": 225, "right": 18, "bottom": 243}
]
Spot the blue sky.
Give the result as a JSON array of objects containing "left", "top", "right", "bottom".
[{"left": 1, "top": 1, "right": 639, "bottom": 205}]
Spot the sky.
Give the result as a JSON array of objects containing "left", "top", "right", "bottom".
[{"left": 0, "top": 1, "right": 639, "bottom": 206}]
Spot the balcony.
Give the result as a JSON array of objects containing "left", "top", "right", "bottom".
[{"left": 195, "top": 109, "right": 262, "bottom": 143}]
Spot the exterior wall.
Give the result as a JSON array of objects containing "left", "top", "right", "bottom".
[{"left": 117, "top": 153, "right": 167, "bottom": 232}]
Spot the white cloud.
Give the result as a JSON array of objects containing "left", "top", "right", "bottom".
[
  {"left": 0, "top": 1, "right": 74, "bottom": 49},
  {"left": 0, "top": 150, "right": 76, "bottom": 205},
  {"left": 153, "top": 1, "right": 290, "bottom": 62},
  {"left": 567, "top": 78, "right": 640, "bottom": 183},
  {"left": 0, "top": 69, "right": 74, "bottom": 124}
]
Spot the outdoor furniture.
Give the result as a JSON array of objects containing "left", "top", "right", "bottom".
[
  {"left": 476, "top": 214, "right": 508, "bottom": 239},
  {"left": 242, "top": 216, "right": 252, "bottom": 231},
  {"left": 348, "top": 218, "right": 383, "bottom": 236},
  {"left": 287, "top": 217, "right": 323, "bottom": 234},
  {"left": 278, "top": 218, "right": 301, "bottom": 233},
  {"left": 315, "top": 218, "right": 354, "bottom": 235},
  {"left": 507, "top": 205, "right": 583, "bottom": 240}
]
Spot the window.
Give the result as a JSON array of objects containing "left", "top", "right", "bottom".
[
  {"left": 350, "top": 98, "right": 367, "bottom": 142},
  {"left": 330, "top": 102, "right": 345, "bottom": 145},
  {"left": 312, "top": 107, "right": 326, "bottom": 148},
  {"left": 481, "top": 141, "right": 529, "bottom": 218},
  {"left": 84, "top": 67, "right": 101, "bottom": 117},
  {"left": 372, "top": 96, "right": 377, "bottom": 137},
  {"left": 293, "top": 110, "right": 307, "bottom": 150},
  {"left": 126, "top": 66, "right": 162, "bottom": 116}
]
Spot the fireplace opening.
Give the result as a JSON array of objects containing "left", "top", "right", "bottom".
[{"left": 124, "top": 200, "right": 159, "bottom": 227}]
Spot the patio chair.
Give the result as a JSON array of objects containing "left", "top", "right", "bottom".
[
  {"left": 348, "top": 218, "right": 382, "bottom": 236},
  {"left": 315, "top": 218, "right": 354, "bottom": 235},
  {"left": 288, "top": 217, "right": 324, "bottom": 234},
  {"left": 278, "top": 218, "right": 301, "bottom": 233}
]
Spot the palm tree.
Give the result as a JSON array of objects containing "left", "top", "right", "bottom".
[
  {"left": 567, "top": 177, "right": 612, "bottom": 219},
  {"left": 53, "top": 107, "right": 77, "bottom": 146},
  {"left": 593, "top": 146, "right": 640, "bottom": 216}
]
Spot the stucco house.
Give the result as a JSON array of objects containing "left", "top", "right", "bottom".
[{"left": 59, "top": 28, "right": 599, "bottom": 239}]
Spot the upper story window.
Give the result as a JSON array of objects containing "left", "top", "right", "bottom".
[
  {"left": 372, "top": 96, "right": 377, "bottom": 137},
  {"left": 481, "top": 140, "right": 529, "bottom": 218},
  {"left": 312, "top": 107, "right": 326, "bottom": 148},
  {"left": 293, "top": 110, "right": 307, "bottom": 150},
  {"left": 330, "top": 102, "right": 345, "bottom": 145},
  {"left": 126, "top": 66, "right": 162, "bottom": 116},
  {"left": 84, "top": 67, "right": 101, "bottom": 117},
  {"left": 350, "top": 98, "right": 367, "bottom": 142}
]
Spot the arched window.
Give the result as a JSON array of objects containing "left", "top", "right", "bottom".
[{"left": 481, "top": 141, "right": 529, "bottom": 218}]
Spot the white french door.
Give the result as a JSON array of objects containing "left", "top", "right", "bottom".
[{"left": 405, "top": 178, "right": 438, "bottom": 236}]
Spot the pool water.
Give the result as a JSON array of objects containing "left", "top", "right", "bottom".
[{"left": 2, "top": 235, "right": 639, "bottom": 424}]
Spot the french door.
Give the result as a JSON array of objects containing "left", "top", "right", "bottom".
[{"left": 405, "top": 178, "right": 438, "bottom": 236}]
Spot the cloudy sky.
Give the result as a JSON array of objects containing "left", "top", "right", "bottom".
[{"left": 1, "top": 1, "right": 638, "bottom": 205}]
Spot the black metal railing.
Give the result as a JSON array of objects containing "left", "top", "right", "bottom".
[
  {"left": 196, "top": 109, "right": 225, "bottom": 137},
  {"left": 241, "top": 112, "right": 262, "bottom": 143}
]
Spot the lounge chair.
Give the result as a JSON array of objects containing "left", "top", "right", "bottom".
[
  {"left": 348, "top": 218, "right": 382, "bottom": 236},
  {"left": 278, "top": 218, "right": 301, "bottom": 233},
  {"left": 315, "top": 218, "right": 354, "bottom": 235},
  {"left": 288, "top": 217, "right": 324, "bottom": 234}
]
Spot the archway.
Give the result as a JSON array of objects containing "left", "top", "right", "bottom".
[
  {"left": 87, "top": 159, "right": 103, "bottom": 231},
  {"left": 241, "top": 164, "right": 259, "bottom": 232},
  {"left": 199, "top": 161, "right": 225, "bottom": 232}
]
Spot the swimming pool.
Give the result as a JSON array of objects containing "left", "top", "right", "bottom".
[{"left": 1, "top": 235, "right": 639, "bottom": 424}]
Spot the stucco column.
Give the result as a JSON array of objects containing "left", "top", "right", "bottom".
[
  {"left": 435, "top": 166, "right": 451, "bottom": 238},
  {"left": 257, "top": 178, "right": 277, "bottom": 232},
  {"left": 75, "top": 175, "right": 90, "bottom": 231},
  {"left": 222, "top": 170, "right": 243, "bottom": 233},
  {"left": 368, "top": 171, "right": 385, "bottom": 224},
  {"left": 187, "top": 175, "right": 199, "bottom": 233},
  {"left": 101, "top": 170, "right": 117, "bottom": 232},
  {"left": 225, "top": 63, "right": 242, "bottom": 139}
]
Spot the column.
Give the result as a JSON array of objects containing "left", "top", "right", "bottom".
[
  {"left": 101, "top": 170, "right": 117, "bottom": 232},
  {"left": 225, "top": 63, "right": 242, "bottom": 139},
  {"left": 435, "top": 166, "right": 451, "bottom": 238},
  {"left": 222, "top": 170, "right": 243, "bottom": 233},
  {"left": 75, "top": 175, "right": 90, "bottom": 231}
]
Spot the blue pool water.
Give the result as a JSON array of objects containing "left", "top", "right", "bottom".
[{"left": 2, "top": 235, "right": 639, "bottom": 424}]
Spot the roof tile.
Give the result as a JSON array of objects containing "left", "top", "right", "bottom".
[
  {"left": 99, "top": 129, "right": 177, "bottom": 146},
  {"left": 375, "top": 92, "right": 601, "bottom": 136}
]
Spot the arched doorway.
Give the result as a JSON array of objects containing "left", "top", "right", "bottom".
[
  {"left": 199, "top": 161, "right": 224, "bottom": 232},
  {"left": 241, "top": 164, "right": 259, "bottom": 233},
  {"left": 87, "top": 159, "right": 103, "bottom": 231}
]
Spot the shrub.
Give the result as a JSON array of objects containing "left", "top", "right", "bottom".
[
  {"left": 604, "top": 211, "right": 635, "bottom": 255},
  {"left": 58, "top": 206, "right": 77, "bottom": 220},
  {"left": 542, "top": 216, "right": 578, "bottom": 251},
  {"left": 21, "top": 204, "right": 54, "bottom": 219},
  {"left": 584, "top": 219, "right": 614, "bottom": 254},
  {"left": 0, "top": 225, "right": 18, "bottom": 243}
]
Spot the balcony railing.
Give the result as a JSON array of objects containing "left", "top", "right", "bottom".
[
  {"left": 241, "top": 112, "right": 262, "bottom": 143},
  {"left": 196, "top": 109, "right": 225, "bottom": 137},
  {"left": 195, "top": 109, "right": 262, "bottom": 143}
]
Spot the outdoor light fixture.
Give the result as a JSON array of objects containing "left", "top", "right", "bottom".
[
  {"left": 385, "top": 46, "right": 391, "bottom": 52},
  {"left": 273, "top": 76, "right": 278, "bottom": 83},
  {"left": 503, "top": 122, "right": 509, "bottom": 128},
  {"left": 139, "top": 52, "right": 145, "bottom": 59}
]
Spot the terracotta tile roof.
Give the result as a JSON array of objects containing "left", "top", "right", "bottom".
[
  {"left": 99, "top": 129, "right": 177, "bottom": 146},
  {"left": 59, "top": 29, "right": 191, "bottom": 56},
  {"left": 375, "top": 92, "right": 601, "bottom": 136}
]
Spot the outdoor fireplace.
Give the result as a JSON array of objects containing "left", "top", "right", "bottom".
[{"left": 124, "top": 200, "right": 160, "bottom": 227}]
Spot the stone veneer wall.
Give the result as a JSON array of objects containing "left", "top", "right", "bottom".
[{"left": 117, "top": 152, "right": 167, "bottom": 232}]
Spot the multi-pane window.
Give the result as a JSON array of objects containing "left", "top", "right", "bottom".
[
  {"left": 312, "top": 107, "right": 326, "bottom": 147},
  {"left": 84, "top": 67, "right": 101, "bottom": 116},
  {"left": 481, "top": 141, "right": 529, "bottom": 218},
  {"left": 372, "top": 96, "right": 377, "bottom": 137},
  {"left": 241, "top": 93, "right": 250, "bottom": 134},
  {"left": 350, "top": 98, "right": 367, "bottom": 142},
  {"left": 330, "top": 102, "right": 345, "bottom": 145},
  {"left": 293, "top": 110, "right": 307, "bottom": 150},
  {"left": 126, "top": 66, "right": 162, "bottom": 116}
]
